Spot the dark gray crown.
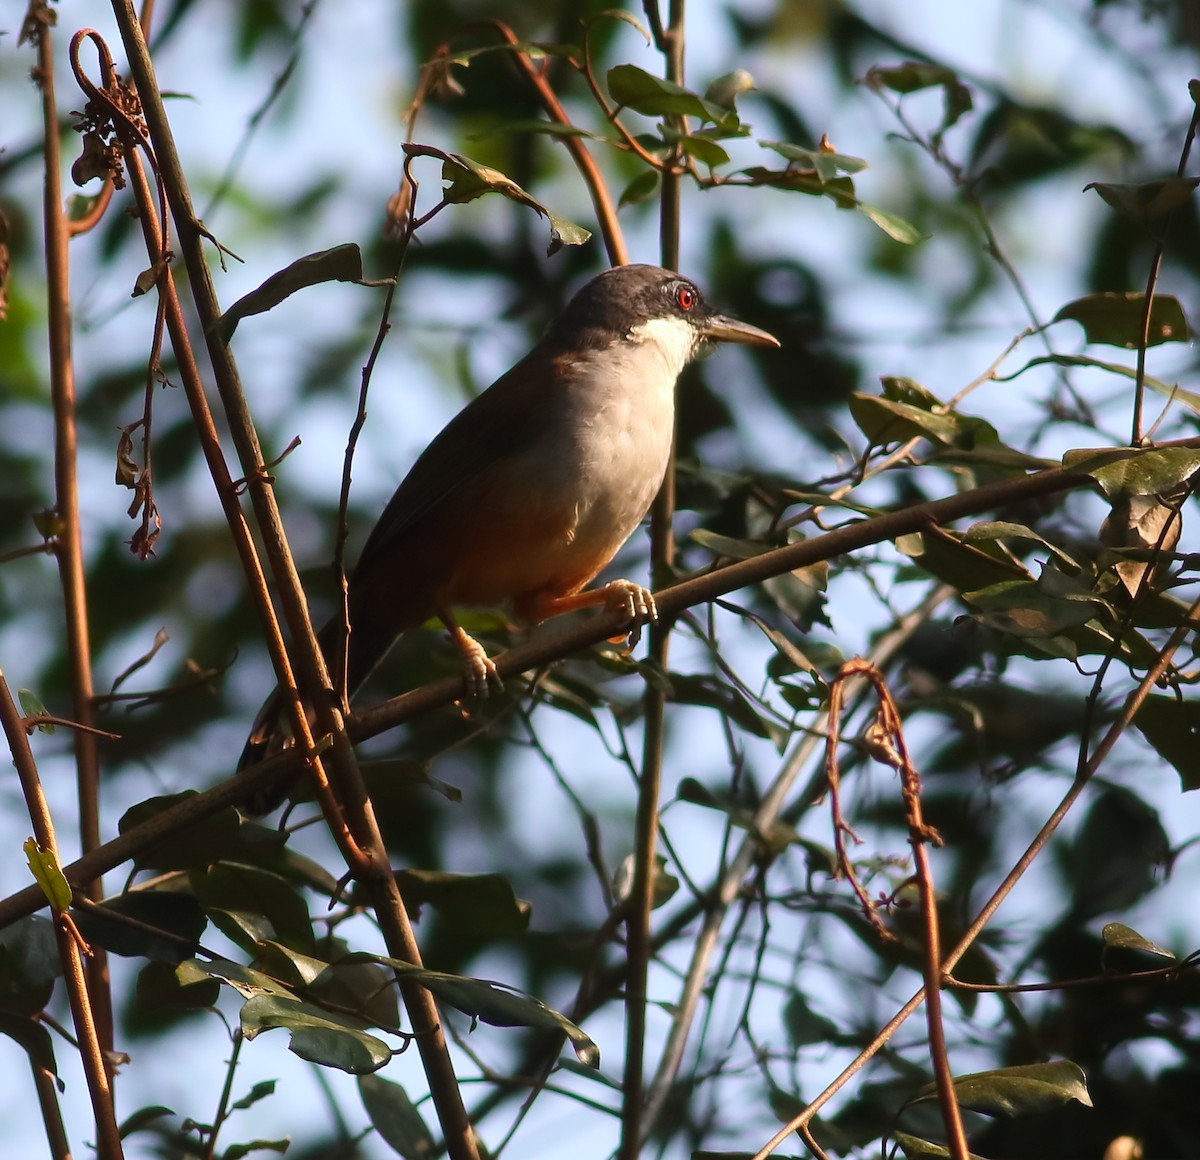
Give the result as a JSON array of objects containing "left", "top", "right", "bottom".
[{"left": 545, "top": 264, "right": 707, "bottom": 351}]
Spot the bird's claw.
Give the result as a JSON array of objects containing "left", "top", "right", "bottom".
[
  {"left": 602, "top": 580, "right": 658, "bottom": 644},
  {"left": 458, "top": 633, "right": 503, "bottom": 699}
]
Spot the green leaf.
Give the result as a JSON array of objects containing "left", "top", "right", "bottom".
[
  {"left": 364, "top": 957, "right": 599, "bottom": 1067},
  {"left": 229, "top": 1079, "right": 278, "bottom": 1113},
  {"left": 117, "top": 1106, "right": 175, "bottom": 1139},
  {"left": 403, "top": 144, "right": 591, "bottom": 255},
  {"left": 666, "top": 672, "right": 788, "bottom": 749},
  {"left": 1055, "top": 292, "right": 1189, "bottom": 348},
  {"left": 849, "top": 387, "right": 997, "bottom": 450},
  {"left": 963, "top": 520, "right": 1081, "bottom": 571},
  {"left": 704, "top": 69, "right": 755, "bottom": 111},
  {"left": 911, "top": 1059, "right": 1092, "bottom": 1117},
  {"left": 23, "top": 839, "right": 71, "bottom": 912},
  {"left": 892, "top": 1131, "right": 990, "bottom": 1160},
  {"left": 590, "top": 8, "right": 652, "bottom": 45},
  {"left": 359, "top": 1073, "right": 436, "bottom": 1158},
  {"left": 1062, "top": 446, "right": 1200, "bottom": 499},
  {"left": 17, "top": 688, "right": 53, "bottom": 733},
  {"left": 856, "top": 201, "right": 927, "bottom": 244},
  {"left": 240, "top": 992, "right": 393, "bottom": 1074},
  {"left": 222, "top": 1138, "right": 290, "bottom": 1159},
  {"left": 607, "top": 64, "right": 736, "bottom": 127},
  {"left": 759, "top": 139, "right": 867, "bottom": 181},
  {"left": 1135, "top": 694, "right": 1200, "bottom": 791},
  {"left": 189, "top": 862, "right": 315, "bottom": 955},
  {"left": 999, "top": 353, "right": 1200, "bottom": 414},
  {"left": 618, "top": 169, "right": 659, "bottom": 207},
  {"left": 216, "top": 244, "right": 367, "bottom": 342},
  {"left": 862, "top": 61, "right": 973, "bottom": 134},
  {"left": 1101, "top": 922, "right": 1176, "bottom": 960},
  {"left": 135, "top": 960, "right": 221, "bottom": 1015},
  {"left": 1085, "top": 177, "right": 1200, "bottom": 224}
]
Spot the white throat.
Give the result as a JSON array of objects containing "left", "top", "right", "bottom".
[{"left": 626, "top": 315, "right": 702, "bottom": 379}]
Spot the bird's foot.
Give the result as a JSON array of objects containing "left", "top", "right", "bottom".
[
  {"left": 454, "top": 628, "right": 503, "bottom": 699},
  {"left": 602, "top": 579, "right": 658, "bottom": 645}
]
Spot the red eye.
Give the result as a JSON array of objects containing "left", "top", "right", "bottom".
[{"left": 676, "top": 285, "right": 697, "bottom": 310}]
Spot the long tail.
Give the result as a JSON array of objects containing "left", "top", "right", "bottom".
[{"left": 236, "top": 609, "right": 408, "bottom": 813}]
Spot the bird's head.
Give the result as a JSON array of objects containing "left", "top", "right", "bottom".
[{"left": 547, "top": 264, "right": 780, "bottom": 369}]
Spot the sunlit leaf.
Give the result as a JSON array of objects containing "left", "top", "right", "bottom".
[
  {"left": 1101, "top": 922, "right": 1176, "bottom": 960},
  {"left": 910, "top": 1059, "right": 1092, "bottom": 1116}
]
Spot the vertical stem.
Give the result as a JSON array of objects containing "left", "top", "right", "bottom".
[
  {"left": 0, "top": 668, "right": 123, "bottom": 1159},
  {"left": 621, "top": 5, "right": 685, "bottom": 1157},
  {"left": 35, "top": 0, "right": 115, "bottom": 1068}
]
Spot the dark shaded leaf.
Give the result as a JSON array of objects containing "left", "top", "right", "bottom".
[
  {"left": 1134, "top": 694, "right": 1200, "bottom": 791},
  {"left": 117, "top": 1106, "right": 175, "bottom": 1139},
  {"left": 216, "top": 244, "right": 366, "bottom": 342},
  {"left": 359, "top": 1072, "right": 436, "bottom": 1158},
  {"left": 0, "top": 915, "right": 59, "bottom": 1016},
  {"left": 1055, "top": 292, "right": 1189, "bottom": 348},
  {"left": 0, "top": 1012, "right": 61, "bottom": 1091},
  {"left": 189, "top": 862, "right": 314, "bottom": 955},
  {"left": 74, "top": 891, "right": 206, "bottom": 962},
  {"left": 119, "top": 793, "right": 289, "bottom": 874},
  {"left": 393, "top": 870, "right": 531, "bottom": 938}
]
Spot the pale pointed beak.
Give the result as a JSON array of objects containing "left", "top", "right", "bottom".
[{"left": 699, "top": 312, "right": 781, "bottom": 348}]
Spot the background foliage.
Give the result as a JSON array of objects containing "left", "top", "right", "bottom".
[{"left": 3, "top": 1, "right": 1200, "bottom": 1158}]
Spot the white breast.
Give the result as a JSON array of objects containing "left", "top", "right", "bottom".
[{"left": 556, "top": 316, "right": 699, "bottom": 563}]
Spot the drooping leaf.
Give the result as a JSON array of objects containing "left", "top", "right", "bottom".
[
  {"left": 363, "top": 956, "right": 599, "bottom": 1067},
  {"left": 1054, "top": 292, "right": 1189, "bottom": 348},
  {"left": 892, "top": 1131, "right": 990, "bottom": 1160},
  {"left": 607, "top": 64, "right": 736, "bottom": 127},
  {"left": 1101, "top": 922, "right": 1176, "bottom": 960},
  {"left": 216, "top": 244, "right": 368, "bottom": 342},
  {"left": 1085, "top": 177, "right": 1200, "bottom": 224},
  {"left": 910, "top": 1059, "right": 1092, "bottom": 1117},
  {"left": 403, "top": 144, "right": 591, "bottom": 255},
  {"left": 240, "top": 992, "right": 393, "bottom": 1075},
  {"left": 0, "top": 915, "right": 60, "bottom": 1016},
  {"left": 1135, "top": 694, "right": 1200, "bottom": 791},
  {"left": 1062, "top": 446, "right": 1200, "bottom": 499},
  {"left": 73, "top": 891, "right": 206, "bottom": 962},
  {"left": 392, "top": 870, "right": 531, "bottom": 938},
  {"left": 359, "top": 1073, "right": 436, "bottom": 1159}
]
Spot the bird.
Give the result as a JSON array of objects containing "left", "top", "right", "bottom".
[{"left": 238, "top": 263, "right": 779, "bottom": 805}]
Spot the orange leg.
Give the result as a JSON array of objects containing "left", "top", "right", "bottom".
[{"left": 523, "top": 578, "right": 658, "bottom": 627}]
